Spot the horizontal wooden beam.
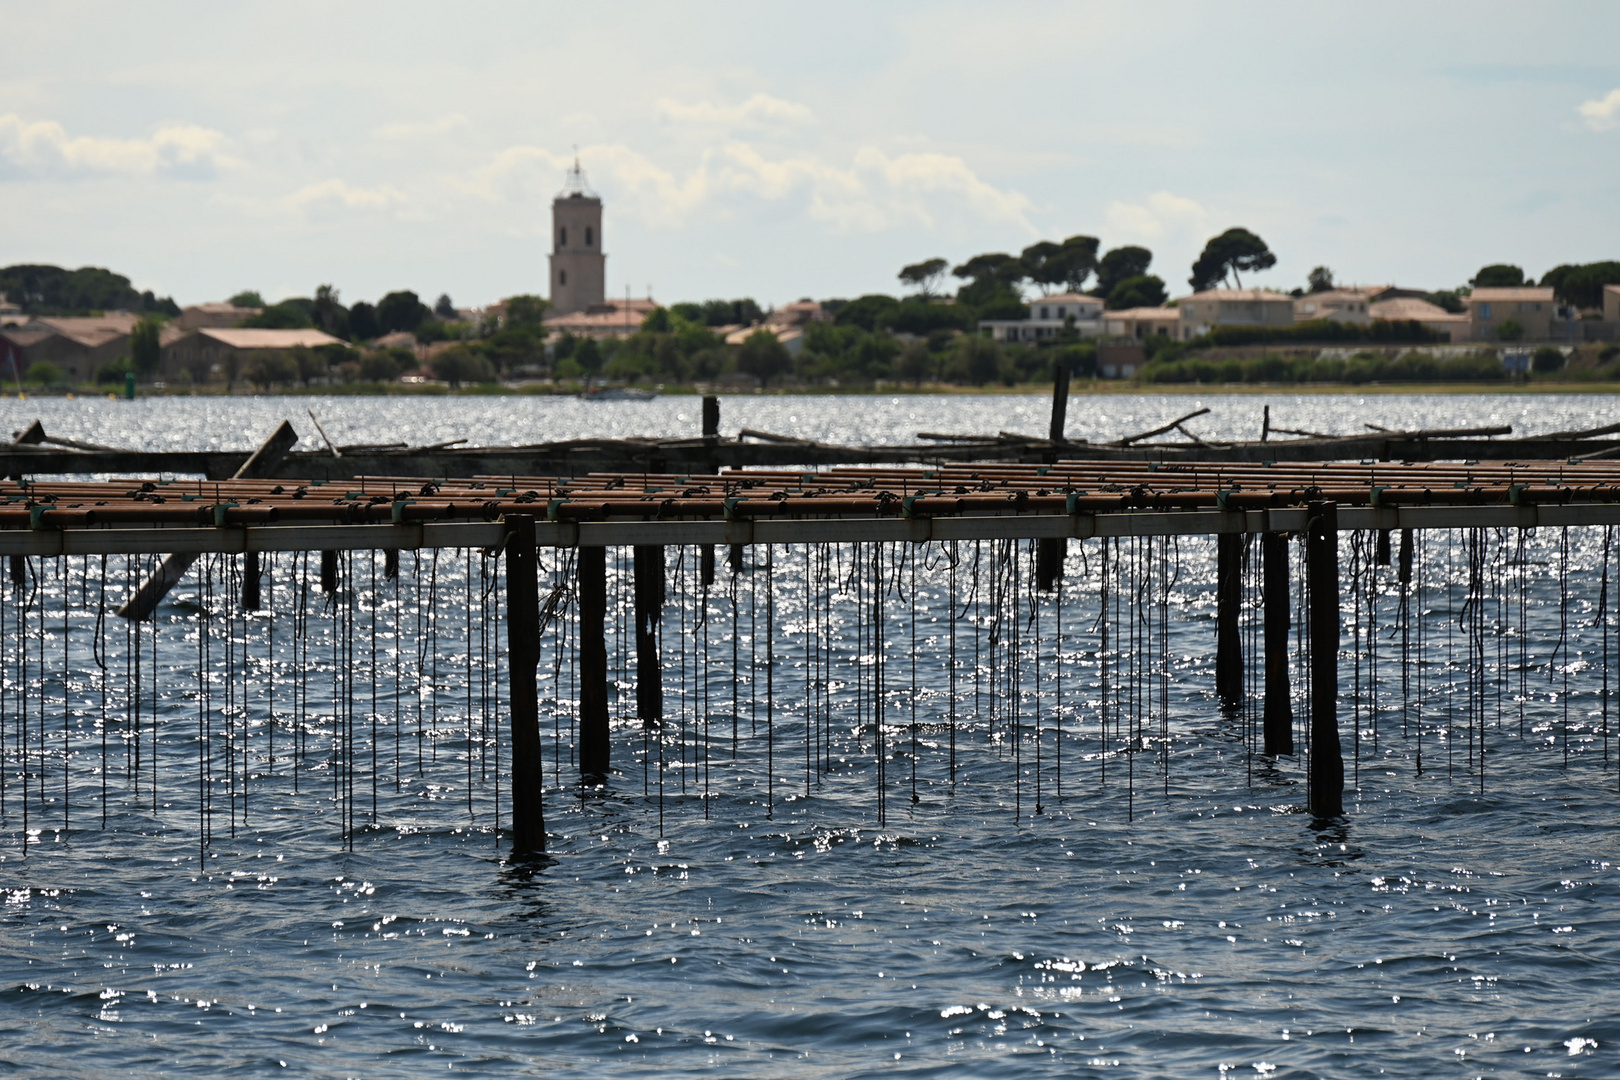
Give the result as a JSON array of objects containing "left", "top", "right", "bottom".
[
  {"left": 8, "top": 501, "right": 1620, "bottom": 557},
  {"left": 9, "top": 435, "right": 1620, "bottom": 481}
]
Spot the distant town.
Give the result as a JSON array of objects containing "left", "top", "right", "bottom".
[{"left": 3, "top": 161, "right": 1618, "bottom": 394}]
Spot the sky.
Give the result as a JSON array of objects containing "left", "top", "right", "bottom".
[{"left": 2, "top": 1, "right": 1618, "bottom": 310}]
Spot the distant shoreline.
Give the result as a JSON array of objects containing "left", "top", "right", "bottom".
[{"left": 8, "top": 379, "right": 1620, "bottom": 400}]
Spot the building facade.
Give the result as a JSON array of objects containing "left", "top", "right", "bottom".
[
  {"left": 174, "top": 302, "right": 261, "bottom": 330},
  {"left": 548, "top": 160, "right": 606, "bottom": 316},
  {"left": 0, "top": 313, "right": 137, "bottom": 382},
  {"left": 979, "top": 292, "right": 1105, "bottom": 343},
  {"left": 1176, "top": 289, "right": 1295, "bottom": 340},
  {"left": 1103, "top": 307, "right": 1180, "bottom": 340},
  {"left": 160, "top": 327, "right": 340, "bottom": 384},
  {"left": 1465, "top": 287, "right": 1560, "bottom": 342},
  {"left": 1293, "top": 287, "right": 1386, "bottom": 324},
  {"left": 542, "top": 297, "right": 658, "bottom": 342},
  {"left": 1365, "top": 297, "right": 1468, "bottom": 341}
]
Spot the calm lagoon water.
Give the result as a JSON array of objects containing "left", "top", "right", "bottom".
[
  {"left": 1, "top": 393, "right": 1617, "bottom": 1078},
  {"left": 6, "top": 388, "right": 1620, "bottom": 451}
]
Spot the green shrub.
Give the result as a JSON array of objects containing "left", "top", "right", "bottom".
[
  {"left": 96, "top": 356, "right": 134, "bottom": 384},
  {"left": 359, "top": 349, "right": 413, "bottom": 382},
  {"left": 1203, "top": 318, "right": 1437, "bottom": 348},
  {"left": 1140, "top": 349, "right": 1504, "bottom": 385},
  {"left": 24, "top": 361, "right": 65, "bottom": 386},
  {"left": 429, "top": 347, "right": 496, "bottom": 388}
]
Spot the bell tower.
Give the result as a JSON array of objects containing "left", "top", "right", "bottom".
[{"left": 548, "top": 158, "right": 605, "bottom": 315}]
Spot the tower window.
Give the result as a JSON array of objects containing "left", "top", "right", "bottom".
[
  {"left": 559, "top": 227, "right": 567, "bottom": 247},
  {"left": 585, "top": 226, "right": 593, "bottom": 247},
  {"left": 559, "top": 269, "right": 567, "bottom": 286}
]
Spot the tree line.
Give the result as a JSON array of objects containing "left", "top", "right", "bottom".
[
  {"left": 13, "top": 236, "right": 1620, "bottom": 393},
  {"left": 0, "top": 264, "right": 179, "bottom": 317}
]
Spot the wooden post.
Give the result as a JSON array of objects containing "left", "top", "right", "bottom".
[
  {"left": 578, "top": 544, "right": 610, "bottom": 781},
  {"left": 1037, "top": 366, "right": 1070, "bottom": 589},
  {"left": 1215, "top": 532, "right": 1243, "bottom": 710},
  {"left": 504, "top": 514, "right": 546, "bottom": 852},
  {"left": 633, "top": 546, "right": 664, "bottom": 730},
  {"left": 117, "top": 420, "right": 298, "bottom": 621},
  {"left": 320, "top": 549, "right": 338, "bottom": 594},
  {"left": 1048, "top": 361, "right": 1071, "bottom": 443},
  {"left": 702, "top": 396, "right": 721, "bottom": 579},
  {"left": 1261, "top": 532, "right": 1293, "bottom": 755},
  {"left": 1036, "top": 536, "right": 1064, "bottom": 593},
  {"left": 1307, "top": 500, "right": 1344, "bottom": 816},
  {"left": 242, "top": 552, "right": 261, "bottom": 611}
]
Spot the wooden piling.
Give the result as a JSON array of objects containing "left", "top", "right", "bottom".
[
  {"left": 1215, "top": 533, "right": 1243, "bottom": 709},
  {"left": 504, "top": 514, "right": 546, "bottom": 851},
  {"left": 1037, "top": 367, "right": 1070, "bottom": 592},
  {"left": 578, "top": 544, "right": 610, "bottom": 780},
  {"left": 1307, "top": 500, "right": 1344, "bottom": 816},
  {"left": 243, "top": 552, "right": 261, "bottom": 611},
  {"left": 633, "top": 545, "right": 664, "bottom": 729},
  {"left": 1048, "top": 362, "right": 1071, "bottom": 443},
  {"left": 702, "top": 396, "right": 721, "bottom": 579},
  {"left": 1261, "top": 531, "right": 1293, "bottom": 754},
  {"left": 1036, "top": 536, "right": 1064, "bottom": 593}
]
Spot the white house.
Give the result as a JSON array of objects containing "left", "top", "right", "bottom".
[
  {"left": 1103, "top": 307, "right": 1180, "bottom": 340},
  {"left": 979, "top": 292, "right": 1105, "bottom": 343},
  {"left": 1293, "top": 287, "right": 1385, "bottom": 325}
]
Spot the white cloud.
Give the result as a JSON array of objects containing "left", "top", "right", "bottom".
[
  {"left": 1105, "top": 191, "right": 1209, "bottom": 242},
  {"left": 283, "top": 178, "right": 407, "bottom": 213},
  {"left": 0, "top": 113, "right": 234, "bottom": 178},
  {"left": 655, "top": 93, "right": 814, "bottom": 129},
  {"left": 372, "top": 114, "right": 468, "bottom": 141},
  {"left": 1577, "top": 88, "right": 1620, "bottom": 132},
  {"left": 457, "top": 143, "right": 712, "bottom": 223},
  {"left": 460, "top": 138, "right": 1031, "bottom": 237},
  {"left": 715, "top": 144, "right": 1034, "bottom": 233}
]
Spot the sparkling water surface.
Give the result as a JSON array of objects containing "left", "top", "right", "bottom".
[
  {"left": 6, "top": 388, "right": 1620, "bottom": 451},
  {"left": 1, "top": 393, "right": 1618, "bottom": 1078}
]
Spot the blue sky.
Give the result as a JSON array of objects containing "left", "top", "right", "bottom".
[{"left": 2, "top": 1, "right": 1617, "bottom": 309}]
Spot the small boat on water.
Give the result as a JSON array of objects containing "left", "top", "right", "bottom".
[{"left": 580, "top": 386, "right": 658, "bottom": 402}]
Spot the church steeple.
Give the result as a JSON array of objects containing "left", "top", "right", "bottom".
[
  {"left": 549, "top": 156, "right": 605, "bottom": 315},
  {"left": 558, "top": 154, "right": 597, "bottom": 199}
]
